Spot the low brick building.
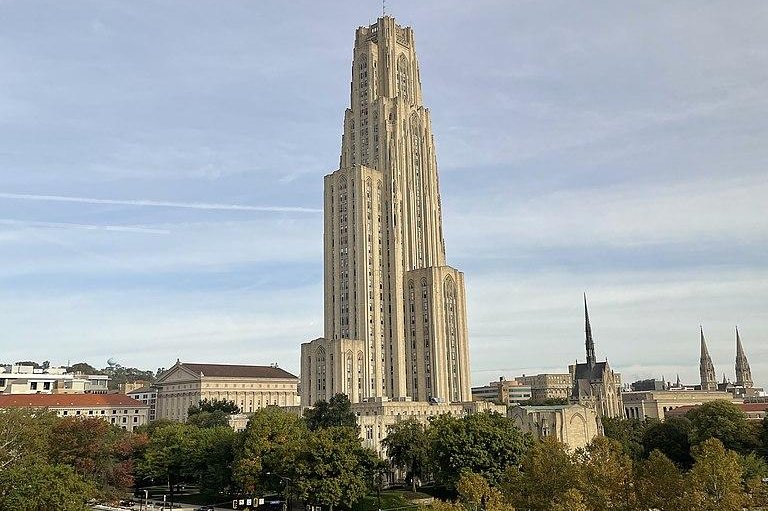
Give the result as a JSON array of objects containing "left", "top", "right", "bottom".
[{"left": 0, "top": 393, "right": 149, "bottom": 431}]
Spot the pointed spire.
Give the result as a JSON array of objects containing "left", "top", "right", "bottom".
[
  {"left": 676, "top": 373, "right": 681, "bottom": 386},
  {"left": 584, "top": 293, "right": 596, "bottom": 368},
  {"left": 699, "top": 326, "right": 717, "bottom": 391},
  {"left": 735, "top": 326, "right": 753, "bottom": 388}
]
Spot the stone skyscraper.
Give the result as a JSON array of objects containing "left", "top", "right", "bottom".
[{"left": 301, "top": 17, "right": 471, "bottom": 406}]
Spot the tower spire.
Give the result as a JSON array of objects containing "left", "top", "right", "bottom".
[
  {"left": 584, "top": 293, "right": 596, "bottom": 367},
  {"left": 735, "top": 326, "right": 753, "bottom": 388},
  {"left": 699, "top": 326, "right": 717, "bottom": 391}
]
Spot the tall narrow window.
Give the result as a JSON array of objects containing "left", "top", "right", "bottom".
[
  {"left": 443, "top": 276, "right": 460, "bottom": 402},
  {"left": 397, "top": 54, "right": 410, "bottom": 101},
  {"left": 316, "top": 347, "right": 327, "bottom": 397}
]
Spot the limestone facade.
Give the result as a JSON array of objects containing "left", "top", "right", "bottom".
[
  {"left": 515, "top": 373, "right": 572, "bottom": 401},
  {"left": 622, "top": 390, "right": 741, "bottom": 421},
  {"left": 508, "top": 404, "right": 600, "bottom": 451},
  {"left": 127, "top": 386, "right": 158, "bottom": 421},
  {"left": 0, "top": 393, "right": 149, "bottom": 432},
  {"left": 570, "top": 296, "right": 624, "bottom": 418},
  {"left": 472, "top": 377, "right": 532, "bottom": 405},
  {"left": 570, "top": 361, "right": 624, "bottom": 418},
  {"left": 353, "top": 399, "right": 506, "bottom": 455},
  {"left": 154, "top": 361, "right": 299, "bottom": 422},
  {"left": 301, "top": 16, "right": 471, "bottom": 406}
]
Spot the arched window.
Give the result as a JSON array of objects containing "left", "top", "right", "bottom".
[{"left": 397, "top": 54, "right": 410, "bottom": 100}]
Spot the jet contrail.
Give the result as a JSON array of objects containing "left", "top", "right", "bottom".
[
  {"left": 0, "top": 192, "right": 321, "bottom": 213},
  {"left": 0, "top": 218, "right": 170, "bottom": 234}
]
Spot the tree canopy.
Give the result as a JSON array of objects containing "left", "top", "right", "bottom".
[
  {"left": 304, "top": 393, "right": 358, "bottom": 431},
  {"left": 687, "top": 400, "right": 759, "bottom": 454},
  {"left": 429, "top": 411, "right": 530, "bottom": 489},
  {"left": 381, "top": 418, "right": 430, "bottom": 492}
]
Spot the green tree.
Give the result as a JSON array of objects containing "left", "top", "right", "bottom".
[
  {"left": 456, "top": 472, "right": 511, "bottom": 511},
  {"left": 601, "top": 416, "right": 647, "bottom": 461},
  {"left": 575, "top": 436, "right": 636, "bottom": 511},
  {"left": 187, "top": 399, "right": 239, "bottom": 429},
  {"left": 13, "top": 360, "right": 42, "bottom": 369},
  {"left": 641, "top": 416, "right": 693, "bottom": 468},
  {"left": 135, "top": 418, "right": 177, "bottom": 435},
  {"left": 635, "top": 450, "right": 687, "bottom": 511},
  {"left": 428, "top": 500, "right": 464, "bottom": 511},
  {"left": 0, "top": 408, "right": 57, "bottom": 470},
  {"left": 687, "top": 438, "right": 745, "bottom": 511},
  {"left": 429, "top": 412, "right": 530, "bottom": 489},
  {"left": 233, "top": 406, "right": 308, "bottom": 495},
  {"left": 103, "top": 366, "right": 155, "bottom": 390},
  {"left": 502, "top": 436, "right": 579, "bottom": 511},
  {"left": 0, "top": 461, "right": 95, "bottom": 511},
  {"left": 67, "top": 362, "right": 101, "bottom": 374},
  {"left": 549, "top": 488, "right": 588, "bottom": 511},
  {"left": 381, "top": 418, "right": 430, "bottom": 492},
  {"left": 188, "top": 398, "right": 240, "bottom": 415},
  {"left": 293, "top": 426, "right": 377, "bottom": 511},
  {"left": 49, "top": 417, "right": 139, "bottom": 499},
  {"left": 687, "top": 400, "right": 757, "bottom": 454},
  {"left": 741, "top": 453, "right": 768, "bottom": 508},
  {"left": 187, "top": 410, "right": 231, "bottom": 428},
  {"left": 187, "top": 426, "right": 236, "bottom": 496},
  {"left": 137, "top": 423, "right": 196, "bottom": 506},
  {"left": 304, "top": 393, "right": 358, "bottom": 431}
]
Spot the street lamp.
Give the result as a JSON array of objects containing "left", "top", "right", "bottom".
[{"left": 266, "top": 473, "right": 293, "bottom": 511}]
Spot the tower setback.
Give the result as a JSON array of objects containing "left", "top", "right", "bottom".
[{"left": 301, "top": 17, "right": 471, "bottom": 406}]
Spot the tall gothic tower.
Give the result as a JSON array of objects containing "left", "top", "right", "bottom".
[
  {"left": 569, "top": 295, "right": 623, "bottom": 418},
  {"left": 699, "top": 327, "right": 718, "bottom": 391},
  {"left": 735, "top": 327, "right": 753, "bottom": 388},
  {"left": 301, "top": 17, "right": 472, "bottom": 406}
]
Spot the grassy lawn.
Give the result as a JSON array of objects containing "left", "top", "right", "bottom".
[{"left": 352, "top": 490, "right": 433, "bottom": 511}]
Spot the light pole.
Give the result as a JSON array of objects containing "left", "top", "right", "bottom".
[{"left": 266, "top": 472, "right": 293, "bottom": 511}]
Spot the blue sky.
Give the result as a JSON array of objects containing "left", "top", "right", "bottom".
[{"left": 1, "top": 0, "right": 767, "bottom": 388}]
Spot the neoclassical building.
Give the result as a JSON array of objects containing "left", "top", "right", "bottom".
[
  {"left": 301, "top": 16, "right": 471, "bottom": 406},
  {"left": 154, "top": 361, "right": 299, "bottom": 422},
  {"left": 569, "top": 296, "right": 623, "bottom": 418}
]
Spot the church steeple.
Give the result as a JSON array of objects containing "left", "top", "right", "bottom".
[
  {"left": 735, "top": 326, "right": 753, "bottom": 388},
  {"left": 584, "top": 293, "right": 596, "bottom": 368},
  {"left": 699, "top": 326, "right": 717, "bottom": 391}
]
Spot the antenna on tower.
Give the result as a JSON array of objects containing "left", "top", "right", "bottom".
[{"left": 383, "top": 0, "right": 386, "bottom": 16}]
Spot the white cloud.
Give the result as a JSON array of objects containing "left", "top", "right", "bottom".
[
  {"left": 446, "top": 174, "right": 768, "bottom": 255},
  {"left": 0, "top": 192, "right": 320, "bottom": 213}
]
